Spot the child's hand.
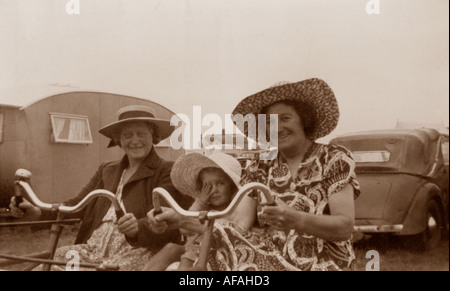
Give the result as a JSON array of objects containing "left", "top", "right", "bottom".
[{"left": 197, "top": 183, "right": 212, "bottom": 208}]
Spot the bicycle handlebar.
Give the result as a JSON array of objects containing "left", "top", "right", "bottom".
[
  {"left": 14, "top": 169, "right": 126, "bottom": 217},
  {"left": 152, "top": 182, "right": 275, "bottom": 221}
]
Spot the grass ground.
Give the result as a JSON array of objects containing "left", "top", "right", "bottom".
[
  {"left": 354, "top": 235, "right": 449, "bottom": 271},
  {"left": 0, "top": 224, "right": 79, "bottom": 271},
  {"left": 1, "top": 225, "right": 448, "bottom": 271}
]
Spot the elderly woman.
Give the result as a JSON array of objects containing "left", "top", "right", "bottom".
[
  {"left": 148, "top": 78, "right": 360, "bottom": 271},
  {"left": 10, "top": 105, "right": 192, "bottom": 270}
]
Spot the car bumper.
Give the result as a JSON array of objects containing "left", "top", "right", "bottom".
[{"left": 353, "top": 224, "right": 404, "bottom": 233}]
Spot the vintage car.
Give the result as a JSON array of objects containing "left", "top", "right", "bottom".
[{"left": 330, "top": 128, "right": 449, "bottom": 250}]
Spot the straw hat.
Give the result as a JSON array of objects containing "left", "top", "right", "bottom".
[
  {"left": 232, "top": 78, "right": 339, "bottom": 141},
  {"left": 99, "top": 105, "right": 175, "bottom": 147},
  {"left": 170, "top": 152, "right": 242, "bottom": 199}
]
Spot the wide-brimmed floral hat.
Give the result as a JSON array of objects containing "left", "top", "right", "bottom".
[
  {"left": 99, "top": 105, "right": 175, "bottom": 147},
  {"left": 232, "top": 78, "right": 339, "bottom": 141},
  {"left": 170, "top": 152, "right": 242, "bottom": 199}
]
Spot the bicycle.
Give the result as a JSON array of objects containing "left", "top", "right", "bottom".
[{"left": 1, "top": 169, "right": 275, "bottom": 271}]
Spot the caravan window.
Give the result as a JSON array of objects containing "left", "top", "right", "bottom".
[
  {"left": 0, "top": 113, "right": 3, "bottom": 143},
  {"left": 50, "top": 113, "right": 93, "bottom": 144}
]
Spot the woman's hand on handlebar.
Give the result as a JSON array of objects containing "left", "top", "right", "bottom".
[
  {"left": 9, "top": 196, "right": 42, "bottom": 220},
  {"left": 117, "top": 213, "right": 139, "bottom": 238},
  {"left": 148, "top": 207, "right": 208, "bottom": 235},
  {"left": 261, "top": 197, "right": 295, "bottom": 231},
  {"left": 147, "top": 207, "right": 183, "bottom": 234}
]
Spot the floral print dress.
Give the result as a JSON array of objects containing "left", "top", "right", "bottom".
[
  {"left": 206, "top": 143, "right": 360, "bottom": 271},
  {"left": 51, "top": 170, "right": 154, "bottom": 271}
]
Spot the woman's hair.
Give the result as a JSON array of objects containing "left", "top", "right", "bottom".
[
  {"left": 261, "top": 100, "right": 315, "bottom": 137},
  {"left": 112, "top": 121, "right": 161, "bottom": 147}
]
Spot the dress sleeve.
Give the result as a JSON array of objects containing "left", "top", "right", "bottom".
[{"left": 322, "top": 145, "right": 360, "bottom": 199}]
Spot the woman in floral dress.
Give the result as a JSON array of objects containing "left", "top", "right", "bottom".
[{"left": 149, "top": 78, "right": 360, "bottom": 271}]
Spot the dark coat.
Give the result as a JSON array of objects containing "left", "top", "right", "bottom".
[{"left": 59, "top": 148, "right": 193, "bottom": 249}]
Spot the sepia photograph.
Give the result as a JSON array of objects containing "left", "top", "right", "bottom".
[{"left": 0, "top": 0, "right": 448, "bottom": 274}]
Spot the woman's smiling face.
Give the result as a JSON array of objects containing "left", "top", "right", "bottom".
[
  {"left": 265, "top": 102, "right": 308, "bottom": 155},
  {"left": 119, "top": 121, "right": 154, "bottom": 164}
]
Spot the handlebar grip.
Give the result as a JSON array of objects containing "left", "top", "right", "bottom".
[
  {"left": 14, "top": 183, "right": 23, "bottom": 206},
  {"left": 115, "top": 209, "right": 125, "bottom": 219},
  {"left": 153, "top": 192, "right": 163, "bottom": 215},
  {"left": 14, "top": 169, "right": 32, "bottom": 207},
  {"left": 15, "top": 196, "right": 23, "bottom": 206}
]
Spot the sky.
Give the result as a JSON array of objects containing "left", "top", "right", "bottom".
[{"left": 0, "top": 0, "right": 448, "bottom": 142}]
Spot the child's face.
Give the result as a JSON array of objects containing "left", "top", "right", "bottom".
[{"left": 199, "top": 168, "right": 235, "bottom": 209}]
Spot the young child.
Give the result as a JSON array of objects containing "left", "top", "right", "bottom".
[{"left": 144, "top": 152, "right": 256, "bottom": 271}]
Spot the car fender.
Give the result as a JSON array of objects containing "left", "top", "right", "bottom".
[{"left": 399, "top": 182, "right": 443, "bottom": 235}]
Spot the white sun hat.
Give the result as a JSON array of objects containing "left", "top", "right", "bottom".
[{"left": 170, "top": 152, "right": 242, "bottom": 198}]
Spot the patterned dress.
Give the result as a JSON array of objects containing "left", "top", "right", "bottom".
[
  {"left": 206, "top": 142, "right": 360, "bottom": 271},
  {"left": 51, "top": 171, "right": 154, "bottom": 271}
]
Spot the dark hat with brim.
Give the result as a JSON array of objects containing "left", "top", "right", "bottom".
[
  {"left": 99, "top": 105, "right": 175, "bottom": 147},
  {"left": 232, "top": 78, "right": 339, "bottom": 141}
]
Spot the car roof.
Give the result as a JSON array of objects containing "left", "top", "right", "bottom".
[{"left": 331, "top": 128, "right": 444, "bottom": 143}]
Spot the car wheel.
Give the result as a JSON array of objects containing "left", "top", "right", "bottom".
[{"left": 418, "top": 199, "right": 444, "bottom": 251}]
